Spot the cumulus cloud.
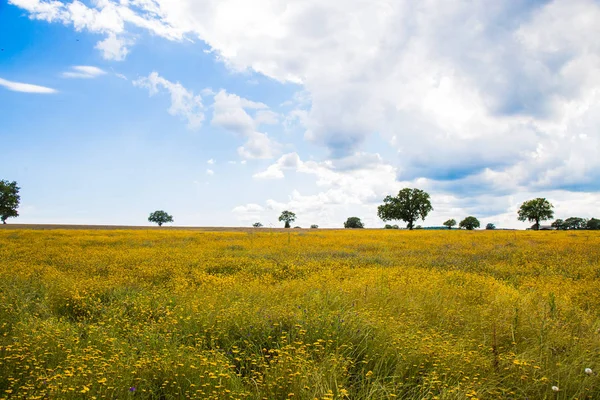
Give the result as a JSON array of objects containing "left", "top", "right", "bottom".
[
  {"left": 231, "top": 203, "right": 265, "bottom": 223},
  {"left": 211, "top": 89, "right": 281, "bottom": 159},
  {"left": 253, "top": 152, "right": 301, "bottom": 179},
  {"left": 206, "top": 169, "right": 214, "bottom": 176},
  {"left": 11, "top": 0, "right": 600, "bottom": 201},
  {"left": 95, "top": 33, "right": 130, "bottom": 60},
  {"left": 133, "top": 71, "right": 204, "bottom": 129},
  {"left": 0, "top": 77, "right": 56, "bottom": 93},
  {"left": 62, "top": 65, "right": 107, "bottom": 79},
  {"left": 249, "top": 152, "right": 407, "bottom": 227}
]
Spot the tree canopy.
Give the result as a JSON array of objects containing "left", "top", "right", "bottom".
[
  {"left": 0, "top": 180, "right": 20, "bottom": 224},
  {"left": 459, "top": 216, "right": 480, "bottom": 230},
  {"left": 443, "top": 219, "right": 457, "bottom": 229},
  {"left": 377, "top": 188, "right": 433, "bottom": 230},
  {"left": 148, "top": 210, "right": 174, "bottom": 227},
  {"left": 344, "top": 217, "right": 364, "bottom": 229},
  {"left": 278, "top": 210, "right": 296, "bottom": 228},
  {"left": 485, "top": 223, "right": 496, "bottom": 230},
  {"left": 252, "top": 222, "right": 263, "bottom": 228},
  {"left": 517, "top": 198, "right": 554, "bottom": 230},
  {"left": 564, "top": 217, "right": 587, "bottom": 230},
  {"left": 587, "top": 218, "right": 600, "bottom": 230},
  {"left": 551, "top": 219, "right": 565, "bottom": 230}
]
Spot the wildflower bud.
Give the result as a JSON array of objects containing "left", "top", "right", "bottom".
[
  {"left": 551, "top": 386, "right": 559, "bottom": 392},
  {"left": 585, "top": 368, "right": 593, "bottom": 375}
]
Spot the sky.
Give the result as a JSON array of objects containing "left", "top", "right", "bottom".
[{"left": 1, "top": 0, "right": 599, "bottom": 229}]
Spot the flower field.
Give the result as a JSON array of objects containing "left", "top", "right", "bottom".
[{"left": 1, "top": 229, "right": 599, "bottom": 399}]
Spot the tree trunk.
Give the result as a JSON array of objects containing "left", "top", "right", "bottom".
[
  {"left": 407, "top": 221, "right": 414, "bottom": 230},
  {"left": 285, "top": 221, "right": 290, "bottom": 228},
  {"left": 158, "top": 222, "right": 163, "bottom": 227},
  {"left": 2, "top": 221, "right": 5, "bottom": 224}
]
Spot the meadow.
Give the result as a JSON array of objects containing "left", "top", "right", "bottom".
[{"left": 0, "top": 228, "right": 599, "bottom": 399}]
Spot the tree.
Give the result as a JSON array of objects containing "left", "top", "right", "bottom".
[
  {"left": 443, "top": 219, "right": 456, "bottom": 230},
  {"left": 253, "top": 222, "right": 263, "bottom": 228},
  {"left": 384, "top": 224, "right": 399, "bottom": 229},
  {"left": 459, "top": 216, "right": 480, "bottom": 230},
  {"left": 0, "top": 180, "right": 20, "bottom": 224},
  {"left": 279, "top": 210, "right": 296, "bottom": 228},
  {"left": 344, "top": 217, "right": 364, "bottom": 229},
  {"left": 564, "top": 217, "right": 587, "bottom": 230},
  {"left": 551, "top": 219, "right": 566, "bottom": 230},
  {"left": 587, "top": 218, "right": 600, "bottom": 230},
  {"left": 148, "top": 210, "right": 173, "bottom": 227},
  {"left": 377, "top": 188, "right": 433, "bottom": 230},
  {"left": 310, "top": 224, "right": 319, "bottom": 229},
  {"left": 517, "top": 198, "right": 554, "bottom": 230},
  {"left": 486, "top": 223, "right": 496, "bottom": 230}
]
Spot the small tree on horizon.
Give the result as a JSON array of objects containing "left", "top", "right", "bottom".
[
  {"left": 518, "top": 198, "right": 554, "bottom": 230},
  {"left": 486, "top": 223, "right": 496, "bottom": 230},
  {"left": 459, "top": 216, "right": 480, "bottom": 230},
  {"left": 344, "top": 217, "right": 364, "bottom": 229},
  {"left": 279, "top": 210, "right": 296, "bottom": 228},
  {"left": 443, "top": 219, "right": 456, "bottom": 229},
  {"left": 0, "top": 180, "right": 20, "bottom": 224},
  {"left": 377, "top": 188, "right": 433, "bottom": 230},
  {"left": 148, "top": 210, "right": 174, "bottom": 227},
  {"left": 253, "top": 222, "right": 263, "bottom": 228},
  {"left": 310, "top": 224, "right": 319, "bottom": 229}
]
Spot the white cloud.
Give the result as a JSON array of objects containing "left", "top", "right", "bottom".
[
  {"left": 133, "top": 71, "right": 204, "bottom": 129},
  {"left": 206, "top": 169, "right": 214, "bottom": 175},
  {"left": 62, "top": 65, "right": 107, "bottom": 79},
  {"left": 253, "top": 152, "right": 300, "bottom": 179},
  {"left": 0, "top": 77, "right": 56, "bottom": 93},
  {"left": 9, "top": 0, "right": 185, "bottom": 60},
  {"left": 207, "top": 159, "right": 215, "bottom": 164},
  {"left": 237, "top": 132, "right": 280, "bottom": 160},
  {"left": 11, "top": 0, "right": 600, "bottom": 216},
  {"left": 211, "top": 89, "right": 281, "bottom": 159},
  {"left": 95, "top": 33, "right": 130, "bottom": 61},
  {"left": 232, "top": 203, "right": 265, "bottom": 223}
]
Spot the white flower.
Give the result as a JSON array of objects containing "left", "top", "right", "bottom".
[
  {"left": 552, "top": 386, "right": 560, "bottom": 392},
  {"left": 585, "top": 368, "right": 593, "bottom": 375}
]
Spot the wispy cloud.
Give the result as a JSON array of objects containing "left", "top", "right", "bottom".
[
  {"left": 133, "top": 72, "right": 204, "bottom": 129},
  {"left": 0, "top": 77, "right": 56, "bottom": 94},
  {"left": 62, "top": 66, "right": 107, "bottom": 79}
]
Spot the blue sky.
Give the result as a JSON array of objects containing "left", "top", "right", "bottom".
[{"left": 1, "top": 0, "right": 599, "bottom": 228}]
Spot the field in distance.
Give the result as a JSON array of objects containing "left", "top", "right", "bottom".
[{"left": 1, "top": 229, "right": 599, "bottom": 399}]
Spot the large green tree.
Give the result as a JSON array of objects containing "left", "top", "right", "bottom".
[
  {"left": 344, "top": 217, "right": 364, "bottom": 229},
  {"left": 459, "top": 216, "right": 480, "bottom": 230},
  {"left": 517, "top": 198, "right": 554, "bottom": 230},
  {"left": 148, "top": 210, "right": 174, "bottom": 227},
  {"left": 564, "top": 217, "right": 587, "bottom": 230},
  {"left": 0, "top": 180, "right": 20, "bottom": 224},
  {"left": 587, "top": 218, "right": 600, "bottom": 230},
  {"left": 278, "top": 210, "right": 296, "bottom": 228},
  {"left": 377, "top": 188, "right": 433, "bottom": 230}
]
